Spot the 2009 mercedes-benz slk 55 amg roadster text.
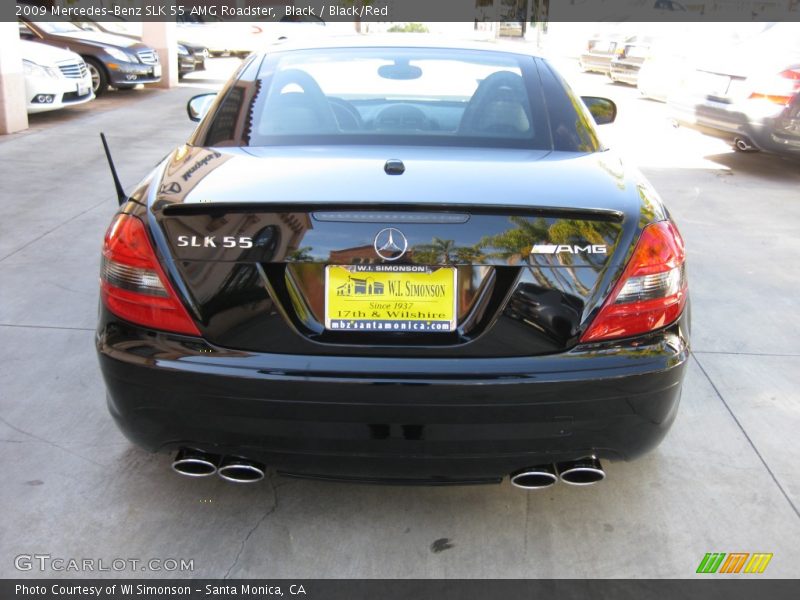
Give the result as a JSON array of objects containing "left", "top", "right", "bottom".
[{"left": 96, "top": 38, "right": 689, "bottom": 488}]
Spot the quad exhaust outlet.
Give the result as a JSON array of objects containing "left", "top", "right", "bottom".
[
  {"left": 733, "top": 136, "right": 758, "bottom": 152},
  {"left": 510, "top": 457, "right": 605, "bottom": 489},
  {"left": 510, "top": 464, "right": 559, "bottom": 489},
  {"left": 172, "top": 449, "right": 265, "bottom": 483},
  {"left": 557, "top": 457, "right": 606, "bottom": 486},
  {"left": 172, "top": 448, "right": 604, "bottom": 488},
  {"left": 217, "top": 457, "right": 266, "bottom": 483},
  {"left": 172, "top": 448, "right": 218, "bottom": 477}
]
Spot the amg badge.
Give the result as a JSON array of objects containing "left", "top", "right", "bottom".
[{"left": 530, "top": 244, "right": 608, "bottom": 254}]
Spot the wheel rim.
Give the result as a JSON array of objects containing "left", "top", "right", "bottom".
[{"left": 88, "top": 63, "right": 100, "bottom": 92}]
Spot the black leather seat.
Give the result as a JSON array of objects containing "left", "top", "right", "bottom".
[
  {"left": 260, "top": 69, "right": 338, "bottom": 135},
  {"left": 459, "top": 71, "right": 533, "bottom": 137}
]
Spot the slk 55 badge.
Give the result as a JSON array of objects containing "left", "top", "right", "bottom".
[{"left": 176, "top": 235, "right": 253, "bottom": 248}]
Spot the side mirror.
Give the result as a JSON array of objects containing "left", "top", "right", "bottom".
[
  {"left": 581, "top": 96, "right": 617, "bottom": 125},
  {"left": 187, "top": 93, "right": 216, "bottom": 122}
]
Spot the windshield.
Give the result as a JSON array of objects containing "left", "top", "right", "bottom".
[
  {"left": 94, "top": 21, "right": 142, "bottom": 36},
  {"left": 743, "top": 23, "right": 800, "bottom": 54},
  {"left": 201, "top": 47, "right": 557, "bottom": 150},
  {"left": 37, "top": 21, "right": 84, "bottom": 34}
]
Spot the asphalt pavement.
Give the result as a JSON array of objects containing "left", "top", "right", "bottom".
[{"left": 1, "top": 56, "right": 799, "bottom": 579}]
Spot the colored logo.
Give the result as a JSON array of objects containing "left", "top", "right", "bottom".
[
  {"left": 696, "top": 552, "right": 773, "bottom": 574},
  {"left": 335, "top": 276, "right": 385, "bottom": 297}
]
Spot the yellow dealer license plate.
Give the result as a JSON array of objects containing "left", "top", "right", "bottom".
[{"left": 325, "top": 265, "right": 457, "bottom": 333}]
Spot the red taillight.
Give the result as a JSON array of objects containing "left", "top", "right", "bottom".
[
  {"left": 580, "top": 221, "right": 687, "bottom": 343},
  {"left": 780, "top": 68, "right": 800, "bottom": 81},
  {"left": 100, "top": 214, "right": 200, "bottom": 336},
  {"left": 749, "top": 68, "right": 800, "bottom": 106}
]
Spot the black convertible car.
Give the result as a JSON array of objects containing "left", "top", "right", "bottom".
[{"left": 96, "top": 39, "right": 690, "bottom": 488}]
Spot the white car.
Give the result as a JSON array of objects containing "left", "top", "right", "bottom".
[
  {"left": 22, "top": 40, "right": 94, "bottom": 114},
  {"left": 177, "top": 15, "right": 328, "bottom": 57},
  {"left": 637, "top": 24, "right": 773, "bottom": 103}
]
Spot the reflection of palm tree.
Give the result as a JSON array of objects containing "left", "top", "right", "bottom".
[
  {"left": 549, "top": 219, "right": 618, "bottom": 269},
  {"left": 413, "top": 237, "right": 457, "bottom": 264},
  {"left": 286, "top": 246, "right": 313, "bottom": 262},
  {"left": 481, "top": 215, "right": 620, "bottom": 296},
  {"left": 412, "top": 245, "right": 440, "bottom": 264},
  {"left": 480, "top": 216, "right": 549, "bottom": 259},
  {"left": 454, "top": 244, "right": 485, "bottom": 264},
  {"left": 432, "top": 237, "right": 455, "bottom": 264}
]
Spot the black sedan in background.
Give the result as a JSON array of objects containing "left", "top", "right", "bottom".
[
  {"left": 176, "top": 41, "right": 208, "bottom": 78},
  {"left": 19, "top": 20, "right": 161, "bottom": 95},
  {"left": 72, "top": 19, "right": 207, "bottom": 79},
  {"left": 96, "top": 39, "right": 689, "bottom": 489}
]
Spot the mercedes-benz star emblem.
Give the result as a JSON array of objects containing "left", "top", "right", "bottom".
[{"left": 373, "top": 228, "right": 408, "bottom": 261}]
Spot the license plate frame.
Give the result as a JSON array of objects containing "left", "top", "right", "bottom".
[
  {"left": 694, "top": 71, "right": 731, "bottom": 97},
  {"left": 324, "top": 265, "right": 457, "bottom": 333},
  {"left": 76, "top": 82, "right": 89, "bottom": 96}
]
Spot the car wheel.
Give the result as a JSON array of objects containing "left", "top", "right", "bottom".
[{"left": 85, "top": 58, "right": 109, "bottom": 96}]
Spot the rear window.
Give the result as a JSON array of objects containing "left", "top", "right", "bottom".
[
  {"left": 588, "top": 40, "right": 616, "bottom": 54},
  {"left": 200, "top": 47, "right": 600, "bottom": 152},
  {"left": 741, "top": 23, "right": 800, "bottom": 54}
]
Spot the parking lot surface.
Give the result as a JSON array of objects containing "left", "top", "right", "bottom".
[{"left": 1, "top": 56, "right": 799, "bottom": 579}]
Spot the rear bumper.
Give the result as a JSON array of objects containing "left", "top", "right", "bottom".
[
  {"left": 609, "top": 62, "right": 640, "bottom": 85},
  {"left": 25, "top": 74, "right": 94, "bottom": 113},
  {"left": 108, "top": 62, "right": 161, "bottom": 86},
  {"left": 579, "top": 55, "right": 613, "bottom": 74},
  {"left": 178, "top": 54, "right": 195, "bottom": 75},
  {"left": 97, "top": 310, "right": 690, "bottom": 483},
  {"left": 670, "top": 95, "right": 800, "bottom": 156}
]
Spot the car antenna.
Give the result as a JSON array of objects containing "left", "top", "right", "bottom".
[{"left": 100, "top": 132, "right": 126, "bottom": 206}]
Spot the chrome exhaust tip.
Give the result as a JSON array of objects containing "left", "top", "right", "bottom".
[
  {"left": 734, "top": 137, "right": 757, "bottom": 152},
  {"left": 218, "top": 458, "right": 266, "bottom": 483},
  {"left": 172, "top": 448, "right": 219, "bottom": 478},
  {"left": 557, "top": 457, "right": 605, "bottom": 486},
  {"left": 509, "top": 464, "right": 558, "bottom": 490}
]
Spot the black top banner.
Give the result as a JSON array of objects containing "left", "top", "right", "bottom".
[{"left": 8, "top": 0, "right": 800, "bottom": 23}]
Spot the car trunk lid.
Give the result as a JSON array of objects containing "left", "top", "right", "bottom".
[{"left": 149, "top": 146, "right": 646, "bottom": 357}]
